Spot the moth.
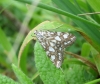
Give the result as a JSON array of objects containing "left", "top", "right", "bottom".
[{"left": 34, "top": 30, "right": 76, "bottom": 68}]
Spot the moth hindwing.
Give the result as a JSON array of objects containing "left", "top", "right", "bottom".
[{"left": 34, "top": 30, "right": 76, "bottom": 68}]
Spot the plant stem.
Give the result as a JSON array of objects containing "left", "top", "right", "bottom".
[
  {"left": 85, "top": 78, "right": 100, "bottom": 84},
  {"left": 65, "top": 51, "right": 98, "bottom": 72}
]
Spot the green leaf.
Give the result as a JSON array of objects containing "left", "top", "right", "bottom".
[
  {"left": 0, "top": 28, "right": 17, "bottom": 64},
  {"left": 12, "top": 64, "right": 34, "bottom": 84},
  {"left": 81, "top": 43, "right": 91, "bottom": 57},
  {"left": 0, "top": 74, "right": 19, "bottom": 84},
  {"left": 19, "top": 42, "right": 30, "bottom": 74},
  {"left": 34, "top": 41, "right": 65, "bottom": 84},
  {"left": 64, "top": 64, "right": 96, "bottom": 84},
  {"left": 91, "top": 48, "right": 100, "bottom": 74},
  {"left": 85, "top": 78, "right": 100, "bottom": 84},
  {"left": 87, "top": 0, "right": 100, "bottom": 12}
]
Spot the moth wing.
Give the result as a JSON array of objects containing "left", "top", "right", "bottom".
[
  {"left": 46, "top": 32, "right": 76, "bottom": 68},
  {"left": 34, "top": 30, "right": 76, "bottom": 68},
  {"left": 62, "top": 33, "right": 76, "bottom": 47}
]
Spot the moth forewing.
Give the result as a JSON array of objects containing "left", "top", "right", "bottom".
[{"left": 34, "top": 30, "right": 76, "bottom": 68}]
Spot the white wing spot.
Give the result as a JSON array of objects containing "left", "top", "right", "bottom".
[
  {"left": 59, "top": 47, "right": 62, "bottom": 51},
  {"left": 57, "top": 41, "right": 60, "bottom": 44},
  {"left": 50, "top": 42, "right": 54, "bottom": 46},
  {"left": 68, "top": 41, "right": 71, "bottom": 44},
  {"left": 50, "top": 32, "right": 54, "bottom": 34},
  {"left": 59, "top": 55, "right": 62, "bottom": 60},
  {"left": 64, "top": 42, "right": 68, "bottom": 45},
  {"left": 58, "top": 53, "right": 61, "bottom": 55},
  {"left": 42, "top": 45, "right": 46, "bottom": 48},
  {"left": 51, "top": 55, "right": 55, "bottom": 61},
  {"left": 71, "top": 36, "right": 76, "bottom": 41},
  {"left": 56, "top": 61, "right": 61, "bottom": 68},
  {"left": 47, "top": 32, "right": 51, "bottom": 36},
  {"left": 54, "top": 46, "right": 57, "bottom": 49},
  {"left": 46, "top": 51, "right": 49, "bottom": 55},
  {"left": 40, "top": 31, "right": 45, "bottom": 36},
  {"left": 57, "top": 32, "right": 61, "bottom": 36},
  {"left": 38, "top": 37, "right": 41, "bottom": 41},
  {"left": 51, "top": 40, "right": 56, "bottom": 43},
  {"left": 58, "top": 53, "right": 62, "bottom": 60},
  {"left": 63, "top": 34, "right": 69, "bottom": 38},
  {"left": 49, "top": 46, "right": 55, "bottom": 52},
  {"left": 55, "top": 36, "right": 61, "bottom": 41}
]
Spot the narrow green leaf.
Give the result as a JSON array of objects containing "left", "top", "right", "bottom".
[
  {"left": 16, "top": 0, "right": 100, "bottom": 27},
  {"left": 0, "top": 28, "right": 17, "bottom": 64},
  {"left": 12, "top": 64, "right": 34, "bottom": 84},
  {"left": 87, "top": 0, "right": 100, "bottom": 12},
  {"left": 91, "top": 48, "right": 100, "bottom": 74},
  {"left": 20, "top": 43, "right": 30, "bottom": 74},
  {"left": 81, "top": 43, "right": 91, "bottom": 57},
  {"left": 85, "top": 78, "right": 100, "bottom": 84}
]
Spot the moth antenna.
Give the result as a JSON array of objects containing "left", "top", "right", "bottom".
[
  {"left": 31, "top": 33, "right": 37, "bottom": 40},
  {"left": 31, "top": 31, "right": 36, "bottom": 37},
  {"left": 39, "top": 24, "right": 64, "bottom": 31},
  {"left": 52, "top": 24, "right": 64, "bottom": 30}
]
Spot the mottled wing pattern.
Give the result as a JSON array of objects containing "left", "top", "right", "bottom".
[{"left": 34, "top": 30, "right": 76, "bottom": 68}]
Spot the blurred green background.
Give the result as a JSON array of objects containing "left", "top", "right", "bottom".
[{"left": 0, "top": 0, "right": 100, "bottom": 84}]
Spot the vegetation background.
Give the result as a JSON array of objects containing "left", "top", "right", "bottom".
[{"left": 0, "top": 0, "right": 100, "bottom": 84}]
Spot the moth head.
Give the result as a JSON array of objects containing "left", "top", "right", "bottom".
[{"left": 34, "top": 30, "right": 37, "bottom": 34}]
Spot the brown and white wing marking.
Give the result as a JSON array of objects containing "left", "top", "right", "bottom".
[{"left": 34, "top": 30, "right": 76, "bottom": 68}]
